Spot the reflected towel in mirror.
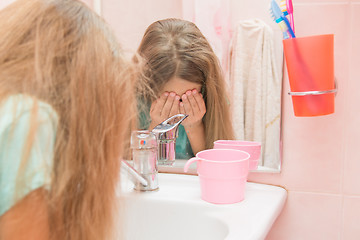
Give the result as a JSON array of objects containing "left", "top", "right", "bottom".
[{"left": 229, "top": 19, "right": 281, "bottom": 169}]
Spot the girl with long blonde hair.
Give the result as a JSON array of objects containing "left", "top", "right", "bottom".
[
  {"left": 0, "top": 0, "right": 135, "bottom": 239},
  {"left": 137, "top": 18, "right": 234, "bottom": 159}
]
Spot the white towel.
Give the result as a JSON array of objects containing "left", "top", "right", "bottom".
[{"left": 229, "top": 19, "right": 281, "bottom": 169}]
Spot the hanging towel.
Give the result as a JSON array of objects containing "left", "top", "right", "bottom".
[{"left": 229, "top": 19, "right": 281, "bottom": 169}]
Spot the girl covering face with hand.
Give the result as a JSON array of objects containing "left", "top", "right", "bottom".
[{"left": 137, "top": 18, "right": 234, "bottom": 159}]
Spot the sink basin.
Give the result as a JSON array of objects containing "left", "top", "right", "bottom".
[{"left": 118, "top": 173, "right": 286, "bottom": 240}]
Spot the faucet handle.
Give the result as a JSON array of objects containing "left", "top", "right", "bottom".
[
  {"left": 152, "top": 114, "right": 188, "bottom": 137},
  {"left": 159, "top": 114, "right": 188, "bottom": 126},
  {"left": 130, "top": 130, "right": 158, "bottom": 191}
]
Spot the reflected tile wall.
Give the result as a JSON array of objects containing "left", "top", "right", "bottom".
[{"left": 101, "top": 0, "right": 182, "bottom": 54}]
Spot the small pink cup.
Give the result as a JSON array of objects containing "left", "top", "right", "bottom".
[
  {"left": 184, "top": 149, "right": 250, "bottom": 204},
  {"left": 213, "top": 140, "right": 261, "bottom": 171}
]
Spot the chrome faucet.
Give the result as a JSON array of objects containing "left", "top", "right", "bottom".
[
  {"left": 152, "top": 114, "right": 188, "bottom": 166},
  {"left": 122, "top": 114, "right": 187, "bottom": 191}
]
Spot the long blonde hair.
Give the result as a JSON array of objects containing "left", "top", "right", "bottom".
[
  {"left": 0, "top": 0, "right": 135, "bottom": 239},
  {"left": 137, "top": 18, "right": 234, "bottom": 148}
]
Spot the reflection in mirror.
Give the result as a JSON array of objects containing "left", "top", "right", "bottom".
[
  {"left": 105, "top": 0, "right": 283, "bottom": 173},
  {"left": 136, "top": 18, "right": 235, "bottom": 165},
  {"left": 228, "top": 18, "right": 282, "bottom": 171},
  {"left": 226, "top": 1, "right": 283, "bottom": 172}
]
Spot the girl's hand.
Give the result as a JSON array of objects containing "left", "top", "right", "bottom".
[
  {"left": 180, "top": 89, "right": 206, "bottom": 128},
  {"left": 149, "top": 92, "right": 180, "bottom": 129}
]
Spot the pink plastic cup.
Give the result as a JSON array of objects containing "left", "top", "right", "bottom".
[
  {"left": 213, "top": 140, "right": 261, "bottom": 171},
  {"left": 184, "top": 149, "right": 250, "bottom": 204}
]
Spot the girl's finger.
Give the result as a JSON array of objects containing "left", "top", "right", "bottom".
[
  {"left": 179, "top": 102, "right": 185, "bottom": 115},
  {"left": 169, "top": 95, "right": 180, "bottom": 117},
  {"left": 154, "top": 92, "right": 168, "bottom": 115},
  {"left": 161, "top": 92, "right": 176, "bottom": 117},
  {"left": 187, "top": 89, "right": 200, "bottom": 113},
  {"left": 181, "top": 93, "right": 193, "bottom": 116},
  {"left": 193, "top": 89, "right": 206, "bottom": 114}
]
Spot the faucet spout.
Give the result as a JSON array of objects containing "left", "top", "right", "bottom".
[
  {"left": 152, "top": 114, "right": 188, "bottom": 166},
  {"left": 152, "top": 114, "right": 188, "bottom": 140}
]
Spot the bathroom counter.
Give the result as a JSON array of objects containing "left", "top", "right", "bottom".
[{"left": 119, "top": 173, "right": 287, "bottom": 240}]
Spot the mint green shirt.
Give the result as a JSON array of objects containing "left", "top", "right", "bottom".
[
  {"left": 138, "top": 100, "right": 194, "bottom": 159},
  {"left": 0, "top": 95, "right": 58, "bottom": 216}
]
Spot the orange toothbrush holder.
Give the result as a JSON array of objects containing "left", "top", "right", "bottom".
[{"left": 283, "top": 34, "right": 337, "bottom": 117}]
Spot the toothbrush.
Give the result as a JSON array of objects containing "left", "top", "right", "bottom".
[
  {"left": 286, "top": 0, "right": 295, "bottom": 33},
  {"left": 273, "top": 17, "right": 290, "bottom": 40},
  {"left": 280, "top": 0, "right": 295, "bottom": 34},
  {"left": 270, "top": 0, "right": 289, "bottom": 39},
  {"left": 270, "top": 0, "right": 295, "bottom": 38}
]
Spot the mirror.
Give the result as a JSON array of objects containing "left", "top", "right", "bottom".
[
  {"left": 0, "top": 0, "right": 282, "bottom": 172},
  {"left": 97, "top": 0, "right": 283, "bottom": 173}
]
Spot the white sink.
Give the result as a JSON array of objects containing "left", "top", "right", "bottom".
[{"left": 118, "top": 173, "right": 286, "bottom": 240}]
